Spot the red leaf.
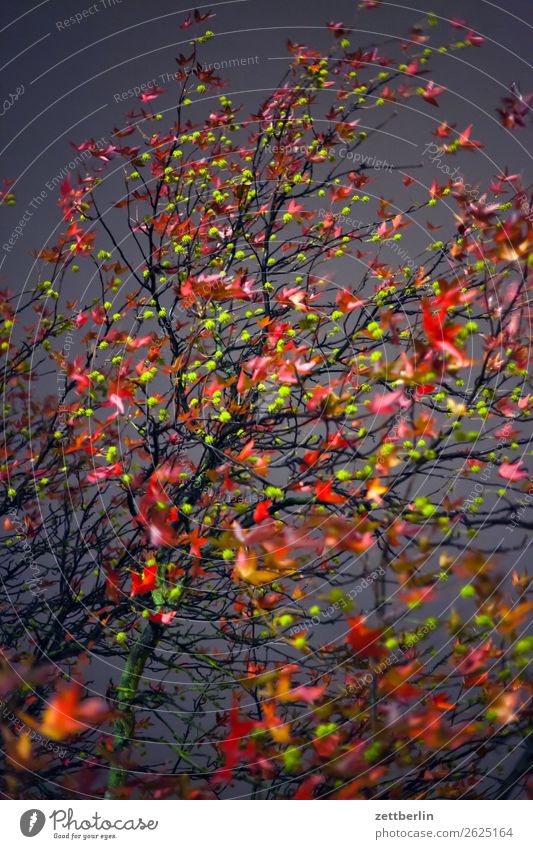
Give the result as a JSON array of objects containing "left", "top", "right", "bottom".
[
  {"left": 253, "top": 500, "right": 272, "bottom": 523},
  {"left": 139, "top": 86, "right": 166, "bottom": 103},
  {"left": 346, "top": 616, "right": 385, "bottom": 658},
  {"left": 40, "top": 682, "right": 109, "bottom": 741},
  {"left": 131, "top": 563, "right": 157, "bottom": 597},
  {"left": 315, "top": 480, "right": 346, "bottom": 504},
  {"left": 86, "top": 463, "right": 122, "bottom": 484},
  {"left": 294, "top": 774, "right": 324, "bottom": 799},
  {"left": 499, "top": 461, "right": 529, "bottom": 482}
]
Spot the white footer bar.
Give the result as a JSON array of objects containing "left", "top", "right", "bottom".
[{"left": 5, "top": 800, "right": 532, "bottom": 848}]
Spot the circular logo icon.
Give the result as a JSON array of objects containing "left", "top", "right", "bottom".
[{"left": 20, "top": 810, "right": 46, "bottom": 837}]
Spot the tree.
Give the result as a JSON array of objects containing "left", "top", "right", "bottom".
[{"left": 1, "top": 6, "right": 532, "bottom": 801}]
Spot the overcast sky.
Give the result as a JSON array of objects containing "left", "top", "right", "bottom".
[{"left": 1, "top": 0, "right": 532, "bottom": 290}]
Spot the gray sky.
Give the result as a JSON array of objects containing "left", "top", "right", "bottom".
[{"left": 1, "top": 0, "right": 532, "bottom": 287}]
